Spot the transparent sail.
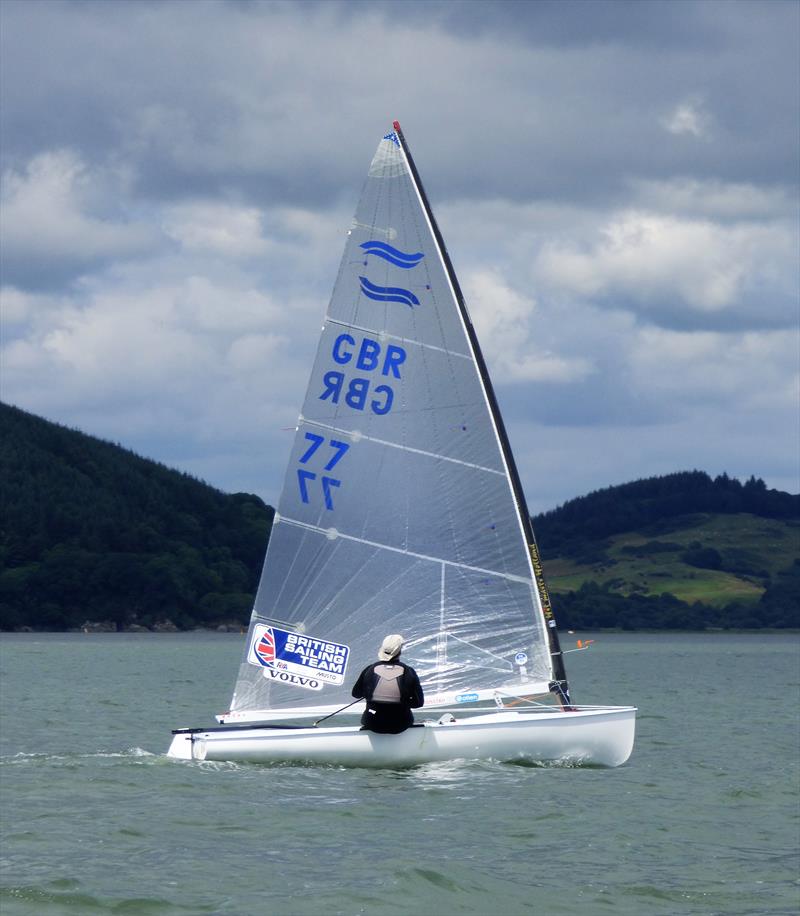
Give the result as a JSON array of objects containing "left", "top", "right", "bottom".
[{"left": 227, "top": 126, "right": 555, "bottom": 719}]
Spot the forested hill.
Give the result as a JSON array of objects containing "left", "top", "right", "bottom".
[
  {"left": 534, "top": 470, "right": 798, "bottom": 556},
  {"left": 1, "top": 403, "right": 797, "bottom": 632},
  {"left": 0, "top": 403, "right": 273, "bottom": 631},
  {"left": 533, "top": 471, "right": 799, "bottom": 630}
]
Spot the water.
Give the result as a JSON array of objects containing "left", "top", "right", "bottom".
[{"left": 1, "top": 633, "right": 797, "bottom": 915}]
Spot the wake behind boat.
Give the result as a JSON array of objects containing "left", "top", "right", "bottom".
[{"left": 167, "top": 122, "right": 636, "bottom": 768}]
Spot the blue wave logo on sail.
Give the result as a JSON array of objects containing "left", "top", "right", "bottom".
[
  {"left": 358, "top": 276, "right": 420, "bottom": 308},
  {"left": 359, "top": 241, "right": 424, "bottom": 269},
  {"left": 383, "top": 131, "right": 400, "bottom": 147}
]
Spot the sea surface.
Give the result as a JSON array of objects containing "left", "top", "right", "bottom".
[{"left": 0, "top": 632, "right": 798, "bottom": 916}]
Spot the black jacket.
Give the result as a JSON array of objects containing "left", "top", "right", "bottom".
[{"left": 351, "top": 660, "right": 424, "bottom": 734}]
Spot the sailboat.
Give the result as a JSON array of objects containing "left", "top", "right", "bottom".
[{"left": 167, "top": 123, "right": 636, "bottom": 767}]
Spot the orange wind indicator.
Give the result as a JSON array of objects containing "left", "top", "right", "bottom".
[{"left": 564, "top": 639, "right": 596, "bottom": 653}]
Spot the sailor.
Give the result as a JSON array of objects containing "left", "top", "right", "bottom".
[{"left": 351, "top": 634, "right": 424, "bottom": 734}]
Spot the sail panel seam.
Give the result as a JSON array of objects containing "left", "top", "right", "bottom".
[
  {"left": 276, "top": 515, "right": 531, "bottom": 584},
  {"left": 298, "top": 418, "right": 505, "bottom": 476},
  {"left": 324, "top": 316, "right": 472, "bottom": 361}
]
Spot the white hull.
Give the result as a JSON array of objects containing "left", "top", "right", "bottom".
[{"left": 167, "top": 706, "right": 636, "bottom": 768}]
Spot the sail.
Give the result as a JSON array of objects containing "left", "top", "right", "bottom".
[{"left": 226, "top": 124, "right": 562, "bottom": 720}]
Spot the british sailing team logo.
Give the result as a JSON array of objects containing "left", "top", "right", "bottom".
[{"left": 248, "top": 624, "right": 350, "bottom": 692}]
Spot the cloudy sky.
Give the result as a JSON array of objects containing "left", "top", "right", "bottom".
[{"left": 1, "top": 0, "right": 798, "bottom": 512}]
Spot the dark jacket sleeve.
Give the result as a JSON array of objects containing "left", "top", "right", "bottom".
[
  {"left": 351, "top": 665, "right": 373, "bottom": 700},
  {"left": 403, "top": 665, "right": 424, "bottom": 708}
]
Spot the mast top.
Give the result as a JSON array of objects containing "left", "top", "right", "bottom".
[{"left": 393, "top": 120, "right": 401, "bottom": 132}]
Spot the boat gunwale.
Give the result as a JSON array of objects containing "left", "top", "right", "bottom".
[{"left": 173, "top": 705, "right": 637, "bottom": 738}]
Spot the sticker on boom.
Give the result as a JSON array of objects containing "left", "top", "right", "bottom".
[{"left": 247, "top": 624, "right": 350, "bottom": 691}]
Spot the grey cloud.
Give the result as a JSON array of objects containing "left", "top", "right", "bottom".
[
  {"left": 442, "top": 196, "right": 798, "bottom": 336},
  {"left": 587, "top": 293, "right": 797, "bottom": 335},
  {"left": 323, "top": 0, "right": 737, "bottom": 50},
  {"left": 2, "top": 0, "right": 797, "bottom": 214},
  {"left": 0, "top": 150, "right": 165, "bottom": 289}
]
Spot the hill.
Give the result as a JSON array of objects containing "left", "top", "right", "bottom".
[
  {"left": 533, "top": 471, "right": 800, "bottom": 629},
  {"left": 0, "top": 403, "right": 273, "bottom": 631},
  {"left": 1, "top": 405, "right": 797, "bottom": 631}
]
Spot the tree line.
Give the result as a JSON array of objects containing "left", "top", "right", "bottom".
[
  {"left": 533, "top": 470, "right": 798, "bottom": 559},
  {"left": 1, "top": 404, "right": 797, "bottom": 631},
  {"left": 0, "top": 403, "right": 272, "bottom": 631}
]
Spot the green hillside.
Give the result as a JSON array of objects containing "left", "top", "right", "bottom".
[
  {"left": 534, "top": 472, "right": 799, "bottom": 629},
  {"left": 0, "top": 403, "right": 273, "bottom": 631},
  {"left": 1, "top": 404, "right": 797, "bottom": 631},
  {"left": 546, "top": 514, "right": 795, "bottom": 605}
]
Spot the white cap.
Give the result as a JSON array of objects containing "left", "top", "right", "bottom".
[{"left": 378, "top": 634, "right": 404, "bottom": 661}]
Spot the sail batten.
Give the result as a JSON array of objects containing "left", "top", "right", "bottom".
[
  {"left": 298, "top": 419, "right": 507, "bottom": 476},
  {"left": 324, "top": 316, "right": 473, "bottom": 360},
  {"left": 272, "top": 515, "right": 535, "bottom": 584}
]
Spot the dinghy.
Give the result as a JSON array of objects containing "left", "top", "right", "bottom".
[{"left": 168, "top": 122, "right": 636, "bottom": 767}]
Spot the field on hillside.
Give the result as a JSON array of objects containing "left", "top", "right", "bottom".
[{"left": 545, "top": 513, "right": 800, "bottom": 607}]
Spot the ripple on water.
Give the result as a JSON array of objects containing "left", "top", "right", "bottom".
[{"left": 1, "top": 880, "right": 218, "bottom": 914}]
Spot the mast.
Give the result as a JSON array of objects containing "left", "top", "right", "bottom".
[{"left": 392, "top": 120, "right": 571, "bottom": 704}]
